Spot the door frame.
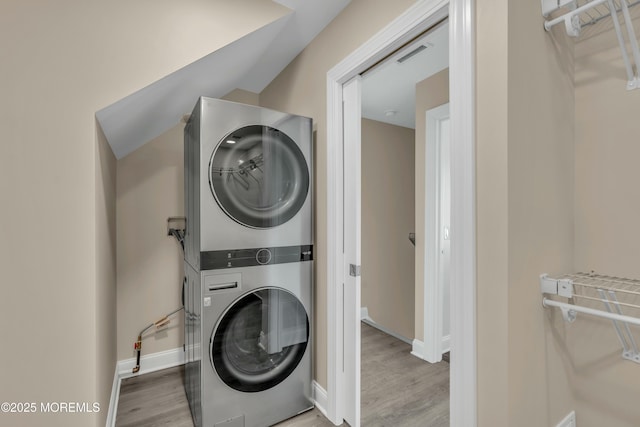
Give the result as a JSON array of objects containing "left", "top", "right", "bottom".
[
  {"left": 423, "top": 103, "right": 451, "bottom": 363},
  {"left": 325, "top": 0, "right": 476, "bottom": 426}
]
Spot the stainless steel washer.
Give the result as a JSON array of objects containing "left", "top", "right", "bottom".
[{"left": 185, "top": 259, "right": 313, "bottom": 427}]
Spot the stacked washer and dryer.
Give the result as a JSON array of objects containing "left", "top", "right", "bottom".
[{"left": 183, "top": 98, "right": 314, "bottom": 427}]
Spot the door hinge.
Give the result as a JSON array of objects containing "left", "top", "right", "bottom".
[{"left": 349, "top": 264, "right": 361, "bottom": 277}]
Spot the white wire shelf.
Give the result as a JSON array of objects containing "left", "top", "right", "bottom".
[
  {"left": 575, "top": 0, "right": 640, "bottom": 27},
  {"left": 541, "top": 272, "right": 640, "bottom": 363},
  {"left": 541, "top": 0, "right": 640, "bottom": 90}
]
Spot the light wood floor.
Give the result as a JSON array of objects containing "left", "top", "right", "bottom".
[
  {"left": 116, "top": 323, "right": 449, "bottom": 426},
  {"left": 360, "top": 323, "right": 449, "bottom": 426}
]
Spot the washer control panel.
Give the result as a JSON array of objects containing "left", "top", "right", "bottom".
[
  {"left": 200, "top": 245, "right": 313, "bottom": 270},
  {"left": 255, "top": 248, "right": 272, "bottom": 265}
]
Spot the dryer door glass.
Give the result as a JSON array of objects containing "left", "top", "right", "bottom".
[
  {"left": 211, "top": 288, "right": 309, "bottom": 392},
  {"left": 209, "top": 125, "right": 309, "bottom": 229}
]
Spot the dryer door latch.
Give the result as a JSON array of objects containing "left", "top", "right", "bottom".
[{"left": 349, "top": 264, "right": 361, "bottom": 277}]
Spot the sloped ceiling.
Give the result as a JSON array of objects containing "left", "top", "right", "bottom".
[{"left": 97, "top": 0, "right": 350, "bottom": 159}]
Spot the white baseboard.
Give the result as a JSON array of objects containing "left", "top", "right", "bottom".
[
  {"left": 442, "top": 334, "right": 451, "bottom": 354},
  {"left": 312, "top": 380, "right": 328, "bottom": 418},
  {"left": 106, "top": 347, "right": 185, "bottom": 427},
  {"left": 105, "top": 364, "right": 120, "bottom": 427},
  {"left": 411, "top": 339, "right": 426, "bottom": 360},
  {"left": 556, "top": 410, "right": 576, "bottom": 427},
  {"left": 360, "top": 310, "right": 411, "bottom": 345},
  {"left": 118, "top": 347, "right": 185, "bottom": 379},
  {"left": 411, "top": 338, "right": 451, "bottom": 362}
]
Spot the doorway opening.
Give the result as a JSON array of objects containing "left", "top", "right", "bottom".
[
  {"left": 325, "top": 0, "right": 476, "bottom": 426},
  {"left": 360, "top": 20, "right": 450, "bottom": 426},
  {"left": 359, "top": 20, "right": 450, "bottom": 425}
]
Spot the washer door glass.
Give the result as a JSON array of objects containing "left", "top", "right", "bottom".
[
  {"left": 209, "top": 125, "right": 309, "bottom": 229},
  {"left": 211, "top": 288, "right": 309, "bottom": 392}
]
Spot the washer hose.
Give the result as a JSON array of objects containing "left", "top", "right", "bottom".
[
  {"left": 132, "top": 220, "right": 186, "bottom": 374},
  {"left": 132, "top": 306, "right": 184, "bottom": 374}
]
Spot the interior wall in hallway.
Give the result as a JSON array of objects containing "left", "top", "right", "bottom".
[{"left": 361, "top": 118, "right": 415, "bottom": 340}]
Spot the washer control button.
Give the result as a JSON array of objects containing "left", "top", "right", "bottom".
[{"left": 256, "top": 248, "right": 272, "bottom": 265}]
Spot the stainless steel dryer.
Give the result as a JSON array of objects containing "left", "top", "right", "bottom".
[
  {"left": 184, "top": 98, "right": 313, "bottom": 271},
  {"left": 184, "top": 255, "right": 313, "bottom": 427}
]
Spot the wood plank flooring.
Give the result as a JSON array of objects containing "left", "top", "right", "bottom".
[
  {"left": 360, "top": 323, "right": 449, "bottom": 427},
  {"left": 116, "top": 323, "right": 449, "bottom": 426},
  {"left": 115, "top": 367, "right": 193, "bottom": 427}
]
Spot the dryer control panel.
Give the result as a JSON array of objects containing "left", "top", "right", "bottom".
[{"left": 200, "top": 245, "right": 313, "bottom": 270}]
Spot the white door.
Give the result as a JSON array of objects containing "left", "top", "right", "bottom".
[
  {"left": 424, "top": 103, "right": 451, "bottom": 363},
  {"left": 343, "top": 75, "right": 361, "bottom": 427},
  {"left": 439, "top": 116, "right": 451, "bottom": 351}
]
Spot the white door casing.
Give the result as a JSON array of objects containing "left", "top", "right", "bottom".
[
  {"left": 342, "top": 76, "right": 362, "bottom": 427},
  {"left": 326, "top": 0, "right": 476, "bottom": 426},
  {"left": 424, "top": 103, "right": 451, "bottom": 363},
  {"left": 448, "top": 0, "right": 476, "bottom": 424}
]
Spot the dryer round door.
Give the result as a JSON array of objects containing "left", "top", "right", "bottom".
[
  {"left": 209, "top": 125, "right": 310, "bottom": 229},
  {"left": 211, "top": 288, "right": 309, "bottom": 393}
]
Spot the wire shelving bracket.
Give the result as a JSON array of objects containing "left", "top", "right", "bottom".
[
  {"left": 542, "top": 0, "right": 640, "bottom": 90},
  {"left": 540, "top": 272, "right": 640, "bottom": 364}
]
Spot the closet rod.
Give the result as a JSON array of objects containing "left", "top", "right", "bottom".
[
  {"left": 544, "top": 0, "right": 608, "bottom": 31},
  {"left": 543, "top": 297, "right": 640, "bottom": 327}
]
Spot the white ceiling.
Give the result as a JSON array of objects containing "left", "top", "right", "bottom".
[
  {"left": 97, "top": 0, "right": 351, "bottom": 159},
  {"left": 362, "top": 21, "right": 449, "bottom": 129}
]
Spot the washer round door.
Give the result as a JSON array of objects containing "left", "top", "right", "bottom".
[
  {"left": 211, "top": 288, "right": 309, "bottom": 393},
  {"left": 209, "top": 125, "right": 310, "bottom": 229}
]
